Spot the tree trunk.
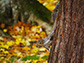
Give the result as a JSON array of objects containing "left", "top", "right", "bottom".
[
  {"left": 11, "top": 0, "right": 51, "bottom": 24},
  {"left": 0, "top": 0, "right": 51, "bottom": 25},
  {"left": 48, "top": 0, "right": 84, "bottom": 63},
  {"left": 0, "top": 0, "right": 13, "bottom": 25},
  {"left": 24, "top": 0, "right": 51, "bottom": 22}
]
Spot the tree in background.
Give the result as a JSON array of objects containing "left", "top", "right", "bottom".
[
  {"left": 0, "top": 0, "right": 52, "bottom": 25},
  {"left": 48, "top": 0, "right": 84, "bottom": 63},
  {"left": 0, "top": 0, "right": 13, "bottom": 25}
]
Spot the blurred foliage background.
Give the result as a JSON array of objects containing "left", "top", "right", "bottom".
[{"left": 0, "top": 0, "right": 59, "bottom": 63}]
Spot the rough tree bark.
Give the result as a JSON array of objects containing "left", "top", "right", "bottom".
[{"left": 48, "top": 0, "right": 84, "bottom": 63}]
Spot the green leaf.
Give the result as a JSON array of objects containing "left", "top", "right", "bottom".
[
  {"left": 41, "top": 56, "right": 48, "bottom": 60},
  {"left": 22, "top": 55, "right": 39, "bottom": 61},
  {"left": 0, "top": 58, "right": 5, "bottom": 60},
  {"left": 6, "top": 60, "right": 10, "bottom": 63},
  {"left": 9, "top": 56, "right": 16, "bottom": 62},
  {"left": 30, "top": 55, "right": 39, "bottom": 60},
  {"left": 22, "top": 56, "right": 30, "bottom": 61},
  {"left": 4, "top": 32, "right": 10, "bottom": 36},
  {"left": 28, "top": 45, "right": 31, "bottom": 48}
]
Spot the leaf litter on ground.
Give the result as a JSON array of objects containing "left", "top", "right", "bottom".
[{"left": 0, "top": 21, "right": 49, "bottom": 63}]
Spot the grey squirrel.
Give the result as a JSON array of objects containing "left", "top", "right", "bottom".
[{"left": 36, "top": 2, "right": 60, "bottom": 51}]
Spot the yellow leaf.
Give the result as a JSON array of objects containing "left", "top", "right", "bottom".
[
  {"left": 32, "top": 45, "right": 37, "bottom": 48},
  {"left": 44, "top": 61, "right": 48, "bottom": 63},
  {"left": 0, "top": 48, "right": 5, "bottom": 52},
  {"left": 21, "top": 42, "right": 26, "bottom": 45},
  {"left": 31, "top": 48, "right": 39, "bottom": 54},
  {"left": 16, "top": 52, "right": 22, "bottom": 57},
  {"left": 38, "top": 0, "right": 45, "bottom": 4},
  {"left": 2, "top": 45, "right": 9, "bottom": 49},
  {"left": 16, "top": 37, "right": 22, "bottom": 45},
  {"left": 0, "top": 42, "right": 4, "bottom": 45},
  {"left": 3, "top": 29, "right": 7, "bottom": 32},
  {"left": 3, "top": 51, "right": 9, "bottom": 54},
  {"left": 36, "top": 30, "right": 40, "bottom": 33},
  {"left": 37, "top": 25, "right": 42, "bottom": 28},
  {"left": 32, "top": 60, "right": 38, "bottom": 63},
  {"left": 22, "top": 46, "right": 30, "bottom": 51},
  {"left": 16, "top": 41, "right": 20, "bottom": 45},
  {"left": 7, "top": 40, "right": 15, "bottom": 46},
  {"left": 0, "top": 57, "right": 4, "bottom": 59}
]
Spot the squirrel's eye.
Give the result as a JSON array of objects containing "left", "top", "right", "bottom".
[{"left": 39, "top": 42, "right": 42, "bottom": 44}]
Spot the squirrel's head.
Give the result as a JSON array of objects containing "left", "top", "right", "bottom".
[{"left": 36, "top": 39, "right": 44, "bottom": 48}]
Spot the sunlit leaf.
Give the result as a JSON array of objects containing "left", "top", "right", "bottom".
[
  {"left": 31, "top": 48, "right": 39, "bottom": 54},
  {"left": 3, "top": 29, "right": 7, "bottom": 32},
  {"left": 41, "top": 56, "right": 48, "bottom": 60}
]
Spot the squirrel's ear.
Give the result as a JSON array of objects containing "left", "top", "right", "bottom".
[
  {"left": 51, "top": 11, "right": 58, "bottom": 22},
  {"left": 51, "top": 2, "right": 60, "bottom": 22}
]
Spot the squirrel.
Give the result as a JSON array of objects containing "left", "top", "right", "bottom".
[{"left": 36, "top": 2, "right": 60, "bottom": 51}]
